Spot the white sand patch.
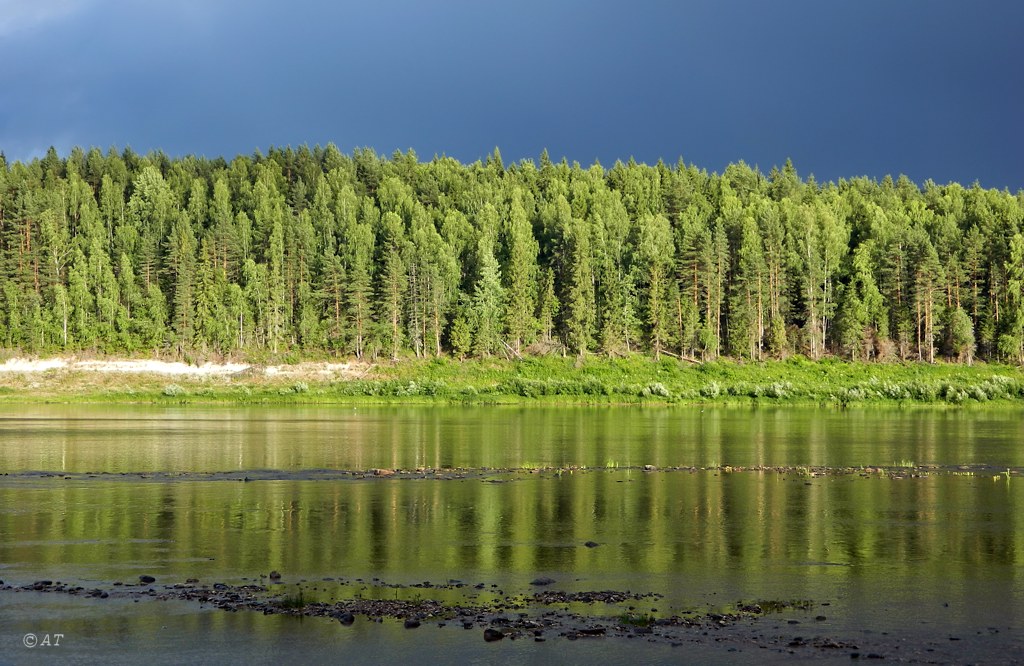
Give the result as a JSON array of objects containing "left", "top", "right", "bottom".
[
  {"left": 0, "top": 358, "right": 366, "bottom": 379},
  {"left": 0, "top": 358, "right": 68, "bottom": 372},
  {"left": 263, "top": 363, "right": 353, "bottom": 377},
  {"left": 0, "top": 357, "right": 246, "bottom": 376},
  {"left": 74, "top": 360, "right": 249, "bottom": 375},
  {"left": 313, "top": 363, "right": 352, "bottom": 375}
]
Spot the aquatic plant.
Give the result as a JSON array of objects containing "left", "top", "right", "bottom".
[
  {"left": 618, "top": 612, "right": 655, "bottom": 627},
  {"left": 765, "top": 599, "right": 813, "bottom": 613},
  {"left": 276, "top": 590, "right": 305, "bottom": 609}
]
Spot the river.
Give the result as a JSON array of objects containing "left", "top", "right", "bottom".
[{"left": 1, "top": 405, "right": 1022, "bottom": 663}]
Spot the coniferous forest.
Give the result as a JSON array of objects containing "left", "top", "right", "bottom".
[{"left": 0, "top": 145, "right": 1022, "bottom": 365}]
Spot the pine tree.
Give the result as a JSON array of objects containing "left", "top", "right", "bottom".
[
  {"left": 471, "top": 236, "right": 504, "bottom": 357},
  {"left": 127, "top": 166, "right": 175, "bottom": 288},
  {"left": 537, "top": 267, "right": 559, "bottom": 346},
  {"left": 554, "top": 197, "right": 595, "bottom": 356},
  {"left": 378, "top": 211, "right": 407, "bottom": 360},
  {"left": 502, "top": 191, "right": 538, "bottom": 353},
  {"left": 167, "top": 212, "right": 197, "bottom": 351},
  {"left": 727, "top": 212, "right": 766, "bottom": 359},
  {"left": 267, "top": 210, "right": 287, "bottom": 354},
  {"left": 999, "top": 233, "right": 1024, "bottom": 362},
  {"left": 345, "top": 218, "right": 375, "bottom": 358},
  {"left": 636, "top": 214, "right": 674, "bottom": 359}
]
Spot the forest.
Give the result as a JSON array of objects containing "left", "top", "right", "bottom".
[{"left": 0, "top": 145, "right": 1021, "bottom": 365}]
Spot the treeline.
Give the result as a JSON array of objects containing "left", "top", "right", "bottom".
[{"left": 0, "top": 145, "right": 1022, "bottom": 363}]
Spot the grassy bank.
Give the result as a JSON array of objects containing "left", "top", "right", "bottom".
[{"left": 1, "top": 355, "right": 1023, "bottom": 406}]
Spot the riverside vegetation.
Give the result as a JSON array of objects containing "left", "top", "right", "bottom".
[
  {"left": 2, "top": 355, "right": 1024, "bottom": 405},
  {"left": 0, "top": 146, "right": 1023, "bottom": 367},
  {"left": 1, "top": 147, "right": 1024, "bottom": 405}
]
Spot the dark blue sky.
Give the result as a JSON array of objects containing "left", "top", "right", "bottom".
[{"left": 2, "top": 0, "right": 1022, "bottom": 190}]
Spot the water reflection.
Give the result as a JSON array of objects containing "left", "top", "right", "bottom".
[
  {"left": 2, "top": 471, "right": 1022, "bottom": 618},
  {"left": 1, "top": 405, "right": 1023, "bottom": 634},
  {"left": 2, "top": 405, "right": 1024, "bottom": 473}
]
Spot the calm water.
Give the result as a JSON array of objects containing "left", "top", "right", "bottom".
[{"left": 2, "top": 405, "right": 1023, "bottom": 662}]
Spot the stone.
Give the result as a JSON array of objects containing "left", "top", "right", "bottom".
[
  {"left": 530, "top": 577, "right": 556, "bottom": 586},
  {"left": 584, "top": 541, "right": 600, "bottom": 548},
  {"left": 404, "top": 618, "right": 421, "bottom": 629},
  {"left": 483, "top": 628, "right": 505, "bottom": 642},
  {"left": 336, "top": 612, "right": 355, "bottom": 626},
  {"left": 139, "top": 575, "right": 156, "bottom": 584}
]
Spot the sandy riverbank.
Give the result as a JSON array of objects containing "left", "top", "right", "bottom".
[{"left": 0, "top": 357, "right": 367, "bottom": 379}]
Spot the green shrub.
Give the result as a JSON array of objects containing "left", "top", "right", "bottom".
[
  {"left": 646, "top": 382, "right": 671, "bottom": 398},
  {"left": 699, "top": 381, "right": 721, "bottom": 398}
]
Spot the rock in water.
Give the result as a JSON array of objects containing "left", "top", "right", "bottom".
[
  {"left": 336, "top": 612, "right": 355, "bottom": 626},
  {"left": 530, "top": 577, "right": 556, "bottom": 586},
  {"left": 483, "top": 628, "right": 505, "bottom": 642},
  {"left": 404, "top": 618, "right": 421, "bottom": 629},
  {"left": 139, "top": 575, "right": 156, "bottom": 584},
  {"left": 269, "top": 571, "right": 281, "bottom": 581},
  {"left": 584, "top": 541, "right": 600, "bottom": 548}
]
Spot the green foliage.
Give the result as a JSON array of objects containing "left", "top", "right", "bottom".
[
  {"left": 619, "top": 612, "right": 655, "bottom": 627},
  {"left": 276, "top": 590, "right": 306, "bottom": 610},
  {"left": 0, "top": 147, "right": 1021, "bottom": 369}
]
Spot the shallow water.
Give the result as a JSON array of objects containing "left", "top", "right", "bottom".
[{"left": 2, "top": 405, "right": 1023, "bottom": 662}]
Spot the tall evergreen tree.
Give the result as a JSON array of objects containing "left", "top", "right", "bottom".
[
  {"left": 635, "top": 214, "right": 674, "bottom": 359},
  {"left": 502, "top": 190, "right": 538, "bottom": 353},
  {"left": 377, "top": 211, "right": 407, "bottom": 360},
  {"left": 471, "top": 236, "right": 504, "bottom": 357}
]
